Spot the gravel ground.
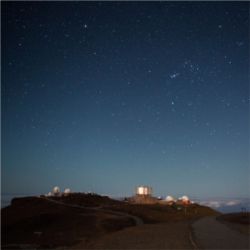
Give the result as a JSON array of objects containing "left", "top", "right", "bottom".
[{"left": 192, "top": 216, "right": 250, "bottom": 249}]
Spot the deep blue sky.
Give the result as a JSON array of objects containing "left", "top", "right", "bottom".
[{"left": 2, "top": 2, "right": 249, "bottom": 199}]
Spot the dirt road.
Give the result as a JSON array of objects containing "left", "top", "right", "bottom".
[
  {"left": 80, "top": 221, "right": 193, "bottom": 249},
  {"left": 45, "top": 197, "right": 249, "bottom": 249},
  {"left": 192, "top": 216, "right": 250, "bottom": 249}
]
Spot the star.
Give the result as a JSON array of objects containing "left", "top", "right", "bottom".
[
  {"left": 83, "top": 24, "right": 88, "bottom": 29},
  {"left": 170, "top": 73, "right": 180, "bottom": 79}
]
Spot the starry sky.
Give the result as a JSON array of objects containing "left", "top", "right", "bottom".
[{"left": 2, "top": 2, "right": 249, "bottom": 199}]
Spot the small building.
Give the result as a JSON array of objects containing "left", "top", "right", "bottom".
[
  {"left": 136, "top": 186, "right": 153, "bottom": 196},
  {"left": 128, "top": 186, "right": 158, "bottom": 204}
]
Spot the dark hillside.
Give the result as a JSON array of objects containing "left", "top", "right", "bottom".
[
  {"left": 2, "top": 194, "right": 219, "bottom": 249},
  {"left": 104, "top": 203, "right": 220, "bottom": 223},
  {"left": 1, "top": 195, "right": 133, "bottom": 249},
  {"left": 47, "top": 193, "right": 123, "bottom": 207}
]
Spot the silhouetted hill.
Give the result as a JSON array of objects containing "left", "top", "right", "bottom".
[
  {"left": 46, "top": 192, "right": 123, "bottom": 207},
  {"left": 1, "top": 194, "right": 219, "bottom": 249}
]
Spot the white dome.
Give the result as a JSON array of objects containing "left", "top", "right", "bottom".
[
  {"left": 64, "top": 188, "right": 71, "bottom": 194},
  {"left": 166, "top": 195, "right": 174, "bottom": 202},
  {"left": 47, "top": 192, "right": 52, "bottom": 196},
  {"left": 53, "top": 186, "right": 60, "bottom": 194},
  {"left": 181, "top": 195, "right": 189, "bottom": 201}
]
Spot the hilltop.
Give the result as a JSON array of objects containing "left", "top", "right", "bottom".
[{"left": 2, "top": 193, "right": 219, "bottom": 249}]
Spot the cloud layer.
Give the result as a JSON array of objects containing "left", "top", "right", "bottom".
[{"left": 198, "top": 198, "right": 250, "bottom": 212}]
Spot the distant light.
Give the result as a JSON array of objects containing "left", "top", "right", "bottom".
[{"left": 170, "top": 73, "right": 180, "bottom": 79}]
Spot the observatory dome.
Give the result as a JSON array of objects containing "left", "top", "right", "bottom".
[
  {"left": 181, "top": 195, "right": 189, "bottom": 201},
  {"left": 53, "top": 186, "right": 60, "bottom": 194},
  {"left": 166, "top": 195, "right": 174, "bottom": 202},
  {"left": 64, "top": 188, "right": 71, "bottom": 194}
]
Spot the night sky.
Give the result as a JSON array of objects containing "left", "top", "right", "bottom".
[{"left": 2, "top": 2, "right": 249, "bottom": 199}]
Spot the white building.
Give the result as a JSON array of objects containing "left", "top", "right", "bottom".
[
  {"left": 63, "top": 188, "right": 71, "bottom": 196},
  {"left": 166, "top": 195, "right": 175, "bottom": 202},
  {"left": 53, "top": 186, "right": 60, "bottom": 196},
  {"left": 136, "top": 186, "right": 153, "bottom": 196}
]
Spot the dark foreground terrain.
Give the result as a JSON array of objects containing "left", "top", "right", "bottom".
[
  {"left": 1, "top": 193, "right": 224, "bottom": 249},
  {"left": 217, "top": 212, "right": 250, "bottom": 225},
  {"left": 217, "top": 212, "right": 250, "bottom": 235},
  {"left": 193, "top": 213, "right": 250, "bottom": 249}
]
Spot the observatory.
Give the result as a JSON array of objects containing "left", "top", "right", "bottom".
[
  {"left": 136, "top": 186, "right": 153, "bottom": 196},
  {"left": 166, "top": 195, "right": 175, "bottom": 204},
  {"left": 177, "top": 195, "right": 190, "bottom": 205},
  {"left": 166, "top": 195, "right": 174, "bottom": 201},
  {"left": 63, "top": 188, "right": 71, "bottom": 196},
  {"left": 53, "top": 186, "right": 60, "bottom": 196},
  {"left": 181, "top": 195, "right": 189, "bottom": 201},
  {"left": 128, "top": 186, "right": 158, "bottom": 204},
  {"left": 181, "top": 195, "right": 190, "bottom": 204},
  {"left": 126, "top": 186, "right": 193, "bottom": 206}
]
